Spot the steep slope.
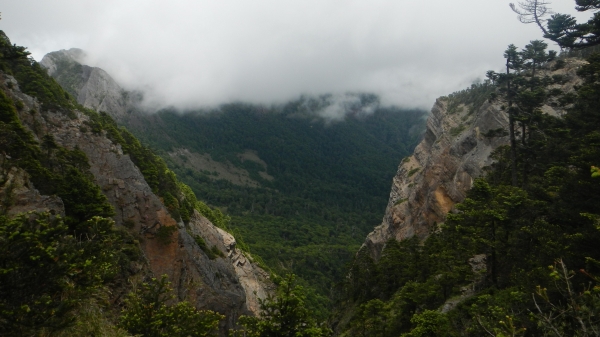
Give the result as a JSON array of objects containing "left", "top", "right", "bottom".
[
  {"left": 41, "top": 48, "right": 427, "bottom": 313},
  {"left": 40, "top": 48, "right": 138, "bottom": 122},
  {"left": 364, "top": 58, "right": 585, "bottom": 260},
  {"left": 1, "top": 33, "right": 271, "bottom": 333}
]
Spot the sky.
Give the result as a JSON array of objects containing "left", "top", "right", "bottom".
[{"left": 0, "top": 0, "right": 590, "bottom": 111}]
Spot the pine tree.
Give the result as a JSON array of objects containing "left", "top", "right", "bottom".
[
  {"left": 119, "top": 275, "right": 223, "bottom": 337},
  {"left": 232, "top": 274, "right": 331, "bottom": 337},
  {"left": 512, "top": 0, "right": 600, "bottom": 49}
]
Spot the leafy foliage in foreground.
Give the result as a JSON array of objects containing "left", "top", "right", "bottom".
[
  {"left": 336, "top": 50, "right": 600, "bottom": 336},
  {"left": 119, "top": 275, "right": 223, "bottom": 337},
  {"left": 231, "top": 274, "right": 331, "bottom": 337},
  {"left": 0, "top": 214, "right": 136, "bottom": 336}
]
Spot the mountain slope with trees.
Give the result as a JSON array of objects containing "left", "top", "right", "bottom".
[
  {"left": 335, "top": 33, "right": 600, "bottom": 337},
  {"left": 41, "top": 51, "right": 428, "bottom": 314},
  {"left": 145, "top": 101, "right": 426, "bottom": 309},
  {"left": 0, "top": 29, "right": 277, "bottom": 336}
]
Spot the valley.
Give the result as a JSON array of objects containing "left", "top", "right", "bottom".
[
  {"left": 42, "top": 48, "right": 427, "bottom": 314},
  {"left": 139, "top": 103, "right": 427, "bottom": 315},
  {"left": 3, "top": 1, "right": 600, "bottom": 335}
]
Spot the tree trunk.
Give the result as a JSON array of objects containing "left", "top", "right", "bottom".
[
  {"left": 491, "top": 220, "right": 498, "bottom": 287},
  {"left": 507, "top": 59, "right": 518, "bottom": 186}
]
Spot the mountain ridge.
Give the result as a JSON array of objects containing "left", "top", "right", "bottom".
[{"left": 1, "top": 33, "right": 272, "bottom": 334}]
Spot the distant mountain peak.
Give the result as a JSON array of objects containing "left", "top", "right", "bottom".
[
  {"left": 41, "top": 49, "right": 142, "bottom": 121},
  {"left": 40, "top": 48, "right": 86, "bottom": 75}
]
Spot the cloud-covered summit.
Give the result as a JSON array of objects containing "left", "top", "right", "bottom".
[{"left": 1, "top": 0, "right": 589, "bottom": 110}]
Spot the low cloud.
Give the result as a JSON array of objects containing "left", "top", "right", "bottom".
[
  {"left": 1, "top": 0, "right": 590, "bottom": 111},
  {"left": 297, "top": 93, "right": 380, "bottom": 122}
]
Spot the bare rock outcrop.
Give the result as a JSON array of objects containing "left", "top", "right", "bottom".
[
  {"left": 41, "top": 49, "right": 138, "bottom": 122},
  {"left": 0, "top": 161, "right": 65, "bottom": 217},
  {"left": 364, "top": 59, "right": 585, "bottom": 260},
  {"left": 186, "top": 211, "right": 273, "bottom": 314}
]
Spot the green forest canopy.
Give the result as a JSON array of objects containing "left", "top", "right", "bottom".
[{"left": 124, "top": 96, "right": 427, "bottom": 315}]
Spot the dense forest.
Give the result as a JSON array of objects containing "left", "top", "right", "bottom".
[{"left": 120, "top": 95, "right": 426, "bottom": 313}]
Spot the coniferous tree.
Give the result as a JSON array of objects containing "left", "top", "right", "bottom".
[
  {"left": 495, "top": 44, "right": 522, "bottom": 186},
  {"left": 512, "top": 0, "right": 600, "bottom": 49},
  {"left": 119, "top": 275, "right": 223, "bottom": 337},
  {"left": 514, "top": 40, "right": 556, "bottom": 184},
  {"left": 490, "top": 41, "right": 559, "bottom": 186},
  {"left": 232, "top": 274, "right": 331, "bottom": 337}
]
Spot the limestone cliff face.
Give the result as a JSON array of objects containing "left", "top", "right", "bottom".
[
  {"left": 39, "top": 50, "right": 274, "bottom": 319},
  {"left": 2, "top": 65, "right": 271, "bottom": 331},
  {"left": 364, "top": 59, "right": 584, "bottom": 260},
  {"left": 40, "top": 49, "right": 138, "bottom": 122}
]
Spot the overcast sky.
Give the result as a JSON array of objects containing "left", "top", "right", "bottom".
[{"left": 0, "top": 0, "right": 589, "bottom": 110}]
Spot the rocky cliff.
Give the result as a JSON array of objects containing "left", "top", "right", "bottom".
[
  {"left": 40, "top": 49, "right": 138, "bottom": 123},
  {"left": 364, "top": 58, "right": 584, "bottom": 260},
  {"left": 2, "top": 41, "right": 272, "bottom": 332},
  {"left": 41, "top": 49, "right": 276, "bottom": 318}
]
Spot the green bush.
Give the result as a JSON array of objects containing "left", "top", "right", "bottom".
[
  {"left": 400, "top": 310, "right": 452, "bottom": 337},
  {"left": 449, "top": 125, "right": 466, "bottom": 137},
  {"left": 193, "top": 235, "right": 225, "bottom": 260},
  {"left": 231, "top": 274, "right": 331, "bottom": 337},
  {"left": 394, "top": 198, "right": 408, "bottom": 206},
  {"left": 119, "top": 275, "right": 223, "bottom": 337},
  {"left": 155, "top": 225, "right": 178, "bottom": 245},
  {"left": 0, "top": 213, "right": 129, "bottom": 336},
  {"left": 407, "top": 168, "right": 420, "bottom": 178},
  {"left": 13, "top": 100, "right": 24, "bottom": 111}
]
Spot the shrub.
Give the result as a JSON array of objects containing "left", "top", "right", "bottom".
[
  {"left": 0, "top": 213, "right": 125, "bottom": 336},
  {"left": 407, "top": 168, "right": 420, "bottom": 178},
  {"left": 119, "top": 275, "right": 223, "bottom": 337},
  {"left": 155, "top": 225, "right": 177, "bottom": 245},
  {"left": 449, "top": 125, "right": 466, "bottom": 137},
  {"left": 14, "top": 100, "right": 24, "bottom": 111}
]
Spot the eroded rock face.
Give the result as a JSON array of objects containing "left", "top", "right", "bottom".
[
  {"left": 364, "top": 59, "right": 585, "bottom": 260},
  {"left": 186, "top": 211, "right": 273, "bottom": 315},
  {"left": 363, "top": 98, "right": 508, "bottom": 260},
  {"left": 0, "top": 161, "right": 65, "bottom": 217},
  {"left": 1, "top": 68, "right": 272, "bottom": 331},
  {"left": 41, "top": 49, "right": 139, "bottom": 122}
]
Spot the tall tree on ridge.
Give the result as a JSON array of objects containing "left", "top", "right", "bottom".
[
  {"left": 512, "top": 0, "right": 600, "bottom": 50},
  {"left": 514, "top": 40, "right": 556, "bottom": 185},
  {"left": 510, "top": 0, "right": 553, "bottom": 35},
  {"left": 497, "top": 44, "right": 522, "bottom": 186}
]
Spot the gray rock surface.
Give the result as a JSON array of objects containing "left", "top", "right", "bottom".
[
  {"left": 364, "top": 59, "right": 585, "bottom": 260},
  {"left": 0, "top": 161, "right": 65, "bottom": 217},
  {"left": 41, "top": 49, "right": 139, "bottom": 122}
]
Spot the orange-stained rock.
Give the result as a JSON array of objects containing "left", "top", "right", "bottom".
[
  {"left": 1, "top": 67, "right": 273, "bottom": 333},
  {"left": 364, "top": 59, "right": 585, "bottom": 260}
]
